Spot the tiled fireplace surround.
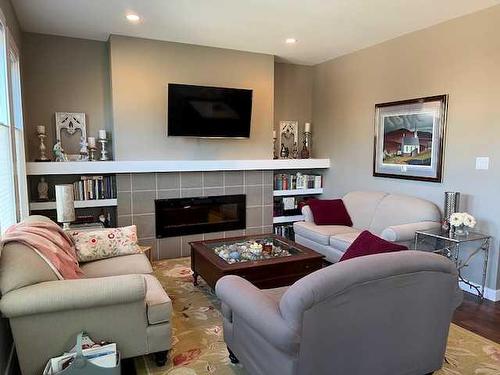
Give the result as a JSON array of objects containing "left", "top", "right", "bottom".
[{"left": 116, "top": 170, "right": 274, "bottom": 260}]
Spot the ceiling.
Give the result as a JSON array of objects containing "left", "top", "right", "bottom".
[{"left": 12, "top": 0, "right": 499, "bottom": 65}]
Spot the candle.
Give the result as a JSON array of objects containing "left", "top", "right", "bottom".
[
  {"left": 304, "top": 123, "right": 311, "bottom": 133},
  {"left": 98, "top": 130, "right": 107, "bottom": 139},
  {"left": 294, "top": 130, "right": 298, "bottom": 143},
  {"left": 88, "top": 137, "right": 96, "bottom": 148},
  {"left": 36, "top": 125, "right": 45, "bottom": 135},
  {"left": 273, "top": 130, "right": 277, "bottom": 139}
]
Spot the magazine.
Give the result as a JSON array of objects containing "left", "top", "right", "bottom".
[{"left": 43, "top": 335, "right": 117, "bottom": 374}]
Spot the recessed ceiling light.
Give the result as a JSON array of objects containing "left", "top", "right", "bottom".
[
  {"left": 126, "top": 14, "right": 141, "bottom": 22},
  {"left": 285, "top": 38, "right": 297, "bottom": 44}
]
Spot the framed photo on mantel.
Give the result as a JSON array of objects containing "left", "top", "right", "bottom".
[{"left": 373, "top": 95, "right": 448, "bottom": 183}]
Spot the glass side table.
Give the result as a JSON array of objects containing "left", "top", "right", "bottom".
[{"left": 414, "top": 228, "right": 491, "bottom": 301}]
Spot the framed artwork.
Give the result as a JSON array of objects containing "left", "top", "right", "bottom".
[
  {"left": 279, "top": 121, "right": 298, "bottom": 159},
  {"left": 55, "top": 112, "right": 87, "bottom": 161},
  {"left": 373, "top": 95, "right": 448, "bottom": 183}
]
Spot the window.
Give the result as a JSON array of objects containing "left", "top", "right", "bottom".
[{"left": 0, "top": 15, "right": 26, "bottom": 234}]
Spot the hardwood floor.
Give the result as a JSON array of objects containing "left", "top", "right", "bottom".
[{"left": 453, "top": 291, "right": 500, "bottom": 343}]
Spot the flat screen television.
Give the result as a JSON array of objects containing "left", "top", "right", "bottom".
[{"left": 167, "top": 83, "right": 253, "bottom": 138}]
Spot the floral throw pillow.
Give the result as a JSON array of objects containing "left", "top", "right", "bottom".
[{"left": 69, "top": 225, "right": 142, "bottom": 263}]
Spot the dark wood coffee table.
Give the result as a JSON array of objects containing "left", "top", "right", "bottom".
[{"left": 190, "top": 234, "right": 324, "bottom": 289}]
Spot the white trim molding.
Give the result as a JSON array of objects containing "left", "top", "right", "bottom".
[
  {"left": 26, "top": 158, "right": 331, "bottom": 175},
  {"left": 459, "top": 279, "right": 500, "bottom": 302}
]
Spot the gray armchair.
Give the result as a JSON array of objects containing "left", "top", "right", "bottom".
[
  {"left": 216, "top": 251, "right": 462, "bottom": 375},
  {"left": 0, "top": 216, "right": 172, "bottom": 375}
]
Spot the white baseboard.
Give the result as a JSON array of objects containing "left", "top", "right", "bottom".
[
  {"left": 4, "top": 343, "right": 15, "bottom": 375},
  {"left": 459, "top": 280, "right": 500, "bottom": 302}
]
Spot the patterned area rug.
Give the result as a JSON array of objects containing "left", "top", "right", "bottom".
[{"left": 135, "top": 258, "right": 500, "bottom": 375}]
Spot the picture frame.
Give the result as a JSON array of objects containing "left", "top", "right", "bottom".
[
  {"left": 373, "top": 95, "right": 448, "bottom": 183},
  {"left": 279, "top": 121, "right": 299, "bottom": 159},
  {"left": 55, "top": 112, "right": 87, "bottom": 161}
]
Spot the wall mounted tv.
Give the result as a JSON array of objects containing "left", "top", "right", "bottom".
[{"left": 167, "top": 83, "right": 253, "bottom": 138}]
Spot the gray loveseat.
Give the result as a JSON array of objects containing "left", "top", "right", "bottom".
[
  {"left": 294, "top": 191, "right": 442, "bottom": 262},
  {"left": 216, "top": 250, "right": 462, "bottom": 375},
  {"left": 0, "top": 216, "right": 172, "bottom": 375}
]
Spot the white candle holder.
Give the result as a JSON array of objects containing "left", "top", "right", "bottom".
[
  {"left": 36, "top": 133, "right": 50, "bottom": 161},
  {"left": 89, "top": 146, "right": 98, "bottom": 161},
  {"left": 98, "top": 138, "right": 109, "bottom": 161}
]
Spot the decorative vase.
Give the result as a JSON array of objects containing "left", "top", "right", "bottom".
[
  {"left": 291, "top": 142, "right": 299, "bottom": 159},
  {"left": 37, "top": 177, "right": 49, "bottom": 201},
  {"left": 300, "top": 138, "right": 310, "bottom": 159},
  {"left": 453, "top": 224, "right": 468, "bottom": 236},
  {"left": 301, "top": 131, "right": 312, "bottom": 159},
  {"left": 443, "top": 192, "right": 460, "bottom": 230}
]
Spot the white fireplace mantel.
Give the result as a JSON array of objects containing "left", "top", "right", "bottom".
[{"left": 26, "top": 158, "right": 330, "bottom": 175}]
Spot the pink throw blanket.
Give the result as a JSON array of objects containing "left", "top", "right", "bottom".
[{"left": 1, "top": 221, "right": 83, "bottom": 279}]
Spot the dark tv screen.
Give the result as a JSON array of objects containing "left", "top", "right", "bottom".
[{"left": 167, "top": 84, "right": 253, "bottom": 138}]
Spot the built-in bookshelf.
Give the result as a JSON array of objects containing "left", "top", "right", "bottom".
[
  {"left": 27, "top": 173, "right": 117, "bottom": 226},
  {"left": 273, "top": 188, "right": 323, "bottom": 196},
  {"left": 273, "top": 215, "right": 305, "bottom": 224},
  {"left": 273, "top": 170, "right": 324, "bottom": 240},
  {"left": 29, "top": 199, "right": 117, "bottom": 211}
]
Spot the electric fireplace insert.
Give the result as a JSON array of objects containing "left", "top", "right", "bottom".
[{"left": 155, "top": 194, "right": 246, "bottom": 238}]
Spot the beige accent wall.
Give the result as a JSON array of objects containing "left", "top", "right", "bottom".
[
  {"left": 274, "top": 62, "right": 314, "bottom": 155},
  {"left": 22, "top": 33, "right": 112, "bottom": 161},
  {"left": 313, "top": 6, "right": 500, "bottom": 289},
  {"left": 109, "top": 35, "right": 274, "bottom": 160}
]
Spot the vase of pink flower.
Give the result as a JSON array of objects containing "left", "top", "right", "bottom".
[{"left": 449, "top": 212, "right": 476, "bottom": 236}]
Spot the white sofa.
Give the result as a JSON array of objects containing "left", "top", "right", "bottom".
[{"left": 293, "top": 191, "right": 442, "bottom": 263}]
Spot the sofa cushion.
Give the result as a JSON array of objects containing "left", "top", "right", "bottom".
[
  {"left": 339, "top": 230, "right": 408, "bottom": 262},
  {"left": 143, "top": 274, "right": 172, "bottom": 325},
  {"left": 295, "top": 234, "right": 344, "bottom": 263},
  {"left": 81, "top": 253, "right": 153, "bottom": 278},
  {"left": 329, "top": 231, "right": 362, "bottom": 252},
  {"left": 369, "top": 194, "right": 441, "bottom": 234},
  {"left": 294, "top": 221, "right": 357, "bottom": 246},
  {"left": 263, "top": 286, "right": 289, "bottom": 304},
  {"left": 307, "top": 199, "right": 353, "bottom": 226},
  {"left": 0, "top": 242, "right": 58, "bottom": 295},
  {"left": 70, "top": 225, "right": 142, "bottom": 262},
  {"left": 342, "top": 191, "right": 388, "bottom": 230}
]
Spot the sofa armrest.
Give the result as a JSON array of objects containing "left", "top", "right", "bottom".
[
  {"left": 216, "top": 275, "right": 300, "bottom": 353},
  {"left": 0, "top": 274, "right": 146, "bottom": 318},
  {"left": 381, "top": 221, "right": 441, "bottom": 242}
]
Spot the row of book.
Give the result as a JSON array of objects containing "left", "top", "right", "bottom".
[
  {"left": 274, "top": 224, "right": 295, "bottom": 240},
  {"left": 73, "top": 176, "right": 116, "bottom": 201},
  {"left": 274, "top": 173, "right": 322, "bottom": 190}
]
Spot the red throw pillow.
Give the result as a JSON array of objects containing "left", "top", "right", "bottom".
[
  {"left": 339, "top": 230, "right": 408, "bottom": 262},
  {"left": 307, "top": 199, "right": 353, "bottom": 226}
]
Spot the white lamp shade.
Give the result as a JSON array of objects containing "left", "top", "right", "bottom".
[{"left": 55, "top": 184, "right": 75, "bottom": 223}]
